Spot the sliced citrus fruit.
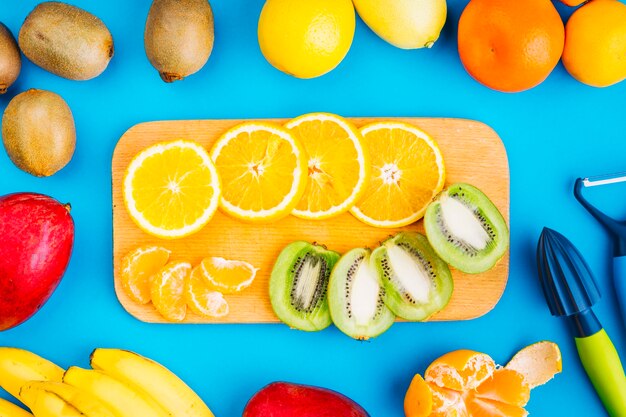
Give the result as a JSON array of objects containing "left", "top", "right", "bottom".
[
  {"left": 185, "top": 266, "right": 229, "bottom": 318},
  {"left": 123, "top": 140, "right": 221, "bottom": 239},
  {"left": 150, "top": 261, "right": 191, "bottom": 322},
  {"left": 196, "top": 257, "right": 258, "bottom": 294},
  {"left": 350, "top": 122, "right": 445, "bottom": 228},
  {"left": 210, "top": 122, "right": 307, "bottom": 222},
  {"left": 505, "top": 341, "right": 562, "bottom": 389},
  {"left": 284, "top": 113, "right": 370, "bottom": 219},
  {"left": 120, "top": 245, "right": 171, "bottom": 304}
]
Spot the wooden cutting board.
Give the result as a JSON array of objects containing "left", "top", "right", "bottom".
[{"left": 112, "top": 117, "right": 509, "bottom": 324}]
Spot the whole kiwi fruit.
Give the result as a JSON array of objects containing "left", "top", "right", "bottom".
[
  {"left": 19, "top": 2, "right": 114, "bottom": 81},
  {"left": 145, "top": 0, "right": 214, "bottom": 82},
  {"left": 0, "top": 23, "right": 21, "bottom": 94},
  {"left": 2, "top": 89, "right": 76, "bottom": 177}
]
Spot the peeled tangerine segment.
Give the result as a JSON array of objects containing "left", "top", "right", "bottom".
[
  {"left": 371, "top": 231, "right": 453, "bottom": 321},
  {"left": 269, "top": 241, "right": 340, "bottom": 331},
  {"left": 424, "top": 183, "right": 509, "bottom": 274},
  {"left": 185, "top": 266, "right": 229, "bottom": 318},
  {"left": 328, "top": 247, "right": 395, "bottom": 340},
  {"left": 197, "top": 256, "right": 258, "bottom": 294},
  {"left": 120, "top": 245, "right": 171, "bottom": 304},
  {"left": 150, "top": 261, "right": 191, "bottom": 322}
]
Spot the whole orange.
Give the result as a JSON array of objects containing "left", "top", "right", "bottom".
[
  {"left": 562, "top": 0, "right": 626, "bottom": 87},
  {"left": 458, "top": 0, "right": 565, "bottom": 92}
]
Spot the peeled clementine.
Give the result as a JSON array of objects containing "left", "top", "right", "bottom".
[
  {"left": 562, "top": 0, "right": 626, "bottom": 87},
  {"left": 458, "top": 0, "right": 565, "bottom": 92}
]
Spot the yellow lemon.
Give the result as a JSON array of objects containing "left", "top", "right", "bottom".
[
  {"left": 353, "top": 0, "right": 447, "bottom": 49},
  {"left": 257, "top": 0, "right": 355, "bottom": 78}
]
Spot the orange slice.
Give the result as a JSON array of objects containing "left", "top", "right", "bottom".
[
  {"left": 285, "top": 113, "right": 370, "bottom": 219},
  {"left": 196, "top": 257, "right": 258, "bottom": 294},
  {"left": 120, "top": 245, "right": 171, "bottom": 304},
  {"left": 185, "top": 266, "right": 229, "bottom": 318},
  {"left": 210, "top": 122, "right": 307, "bottom": 222},
  {"left": 123, "top": 140, "right": 221, "bottom": 239},
  {"left": 350, "top": 122, "right": 445, "bottom": 228},
  {"left": 150, "top": 261, "right": 191, "bottom": 322}
]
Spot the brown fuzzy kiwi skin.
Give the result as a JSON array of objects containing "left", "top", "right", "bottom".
[
  {"left": 2, "top": 89, "right": 76, "bottom": 177},
  {"left": 18, "top": 2, "right": 114, "bottom": 81},
  {"left": 144, "top": 0, "right": 214, "bottom": 83},
  {"left": 0, "top": 23, "right": 21, "bottom": 94}
]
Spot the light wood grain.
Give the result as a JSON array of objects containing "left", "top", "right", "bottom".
[{"left": 112, "top": 118, "right": 509, "bottom": 324}]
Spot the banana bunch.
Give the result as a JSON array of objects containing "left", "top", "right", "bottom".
[{"left": 0, "top": 347, "right": 215, "bottom": 417}]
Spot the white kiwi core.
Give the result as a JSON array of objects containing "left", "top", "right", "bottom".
[
  {"left": 293, "top": 256, "right": 322, "bottom": 311},
  {"left": 386, "top": 245, "right": 431, "bottom": 303},
  {"left": 350, "top": 260, "right": 381, "bottom": 326},
  {"left": 440, "top": 195, "right": 490, "bottom": 250}
]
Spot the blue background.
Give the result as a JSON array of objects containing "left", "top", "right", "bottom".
[{"left": 1, "top": 0, "right": 626, "bottom": 415}]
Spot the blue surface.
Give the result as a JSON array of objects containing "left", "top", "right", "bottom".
[{"left": 1, "top": 1, "right": 626, "bottom": 416}]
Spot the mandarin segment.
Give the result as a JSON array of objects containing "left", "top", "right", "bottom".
[
  {"left": 351, "top": 122, "right": 445, "bottom": 228},
  {"left": 465, "top": 397, "right": 528, "bottom": 417},
  {"left": 120, "top": 245, "right": 171, "bottom": 304},
  {"left": 210, "top": 122, "right": 307, "bottom": 222},
  {"left": 199, "top": 257, "right": 258, "bottom": 294},
  {"left": 285, "top": 113, "right": 370, "bottom": 219},
  {"left": 404, "top": 374, "right": 433, "bottom": 417},
  {"left": 185, "top": 266, "right": 229, "bottom": 318},
  {"left": 150, "top": 261, "right": 191, "bottom": 322},
  {"left": 425, "top": 350, "right": 496, "bottom": 391},
  {"left": 474, "top": 369, "right": 530, "bottom": 407}
]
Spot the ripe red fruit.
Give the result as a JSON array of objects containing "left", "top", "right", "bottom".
[
  {"left": 243, "top": 382, "right": 370, "bottom": 417},
  {"left": 0, "top": 193, "right": 74, "bottom": 331}
]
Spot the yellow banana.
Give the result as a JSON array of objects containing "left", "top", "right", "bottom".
[
  {"left": 90, "top": 349, "right": 215, "bottom": 417},
  {"left": 0, "top": 397, "right": 33, "bottom": 417},
  {"left": 19, "top": 382, "right": 115, "bottom": 417},
  {"left": 0, "top": 348, "right": 63, "bottom": 401},
  {"left": 63, "top": 367, "right": 169, "bottom": 417},
  {"left": 19, "top": 384, "right": 81, "bottom": 417}
]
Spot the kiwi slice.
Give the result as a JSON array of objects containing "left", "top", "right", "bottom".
[
  {"left": 424, "top": 183, "right": 509, "bottom": 274},
  {"left": 328, "top": 248, "right": 395, "bottom": 340},
  {"left": 270, "top": 241, "right": 340, "bottom": 331},
  {"left": 371, "top": 232, "right": 453, "bottom": 321}
]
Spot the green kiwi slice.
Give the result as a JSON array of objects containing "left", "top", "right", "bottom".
[
  {"left": 328, "top": 248, "right": 395, "bottom": 340},
  {"left": 424, "top": 183, "right": 509, "bottom": 274},
  {"left": 270, "top": 241, "right": 340, "bottom": 331},
  {"left": 371, "top": 232, "right": 453, "bottom": 321}
]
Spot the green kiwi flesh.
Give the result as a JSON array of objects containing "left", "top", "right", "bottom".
[
  {"left": 328, "top": 248, "right": 395, "bottom": 340},
  {"left": 371, "top": 232, "right": 453, "bottom": 321},
  {"left": 424, "top": 183, "right": 509, "bottom": 274},
  {"left": 270, "top": 241, "right": 340, "bottom": 331},
  {"left": 19, "top": 2, "right": 114, "bottom": 81},
  {"left": 144, "top": 0, "right": 214, "bottom": 82},
  {"left": 2, "top": 89, "right": 75, "bottom": 177},
  {"left": 0, "top": 23, "right": 21, "bottom": 94}
]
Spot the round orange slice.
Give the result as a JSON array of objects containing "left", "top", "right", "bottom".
[
  {"left": 285, "top": 113, "right": 370, "bottom": 219},
  {"left": 123, "top": 140, "right": 221, "bottom": 239},
  {"left": 196, "top": 257, "right": 258, "bottom": 294},
  {"left": 350, "top": 122, "right": 445, "bottom": 228},
  {"left": 119, "top": 245, "right": 171, "bottom": 304},
  {"left": 210, "top": 122, "right": 307, "bottom": 222},
  {"left": 150, "top": 261, "right": 191, "bottom": 322},
  {"left": 185, "top": 266, "right": 229, "bottom": 318}
]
